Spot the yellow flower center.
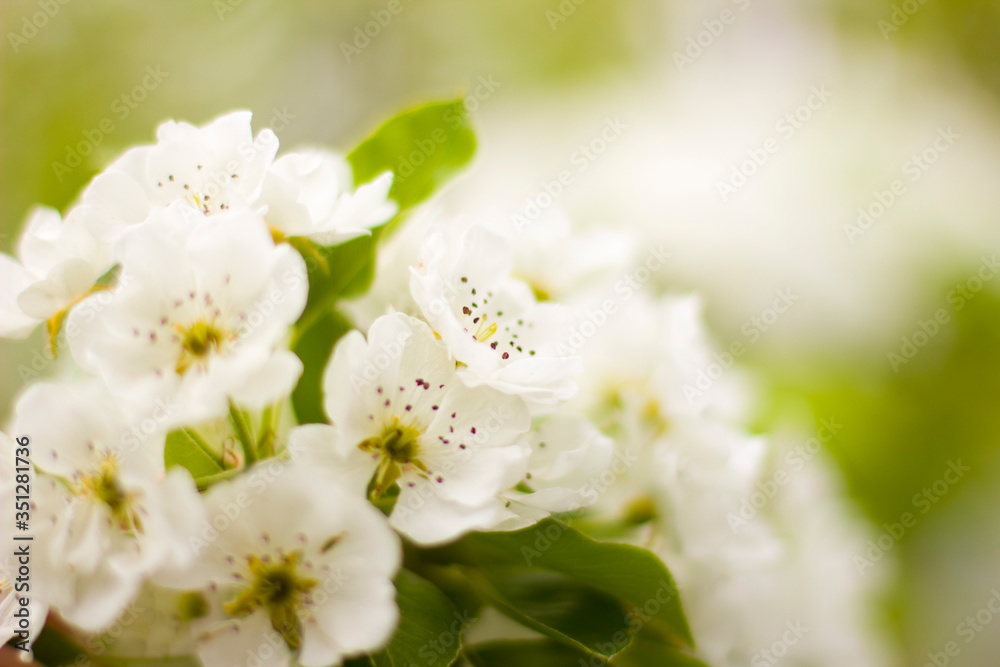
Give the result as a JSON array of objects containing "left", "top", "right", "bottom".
[
  {"left": 226, "top": 552, "right": 317, "bottom": 650},
  {"left": 175, "top": 319, "right": 228, "bottom": 374},
  {"left": 358, "top": 421, "right": 430, "bottom": 498},
  {"left": 77, "top": 457, "right": 142, "bottom": 532}
]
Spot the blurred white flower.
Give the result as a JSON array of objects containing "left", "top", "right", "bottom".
[
  {"left": 410, "top": 224, "right": 582, "bottom": 406},
  {"left": 483, "top": 208, "right": 637, "bottom": 303},
  {"left": 258, "top": 149, "right": 397, "bottom": 245},
  {"left": 0, "top": 205, "right": 112, "bottom": 339},
  {"left": 294, "top": 312, "right": 532, "bottom": 545},
  {"left": 173, "top": 463, "right": 400, "bottom": 667},
  {"left": 68, "top": 202, "right": 307, "bottom": 426},
  {"left": 491, "top": 413, "right": 614, "bottom": 530},
  {"left": 14, "top": 382, "right": 204, "bottom": 632}
]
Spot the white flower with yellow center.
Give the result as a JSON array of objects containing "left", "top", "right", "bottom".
[
  {"left": 172, "top": 463, "right": 400, "bottom": 667},
  {"left": 257, "top": 149, "right": 397, "bottom": 245},
  {"left": 80, "top": 111, "right": 397, "bottom": 249},
  {"left": 410, "top": 225, "right": 582, "bottom": 406},
  {"left": 292, "top": 312, "right": 532, "bottom": 545},
  {"left": 82, "top": 111, "right": 279, "bottom": 242},
  {"left": 68, "top": 202, "right": 307, "bottom": 427},
  {"left": 0, "top": 205, "right": 112, "bottom": 340},
  {"left": 13, "top": 382, "right": 204, "bottom": 632}
]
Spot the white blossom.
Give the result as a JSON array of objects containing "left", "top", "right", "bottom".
[
  {"left": 258, "top": 149, "right": 397, "bottom": 245},
  {"left": 171, "top": 463, "right": 400, "bottom": 667},
  {"left": 410, "top": 224, "right": 581, "bottom": 406},
  {"left": 80, "top": 111, "right": 396, "bottom": 249},
  {"left": 0, "top": 205, "right": 112, "bottom": 339},
  {"left": 491, "top": 414, "right": 614, "bottom": 531},
  {"left": 293, "top": 312, "right": 532, "bottom": 545},
  {"left": 13, "top": 382, "right": 204, "bottom": 632},
  {"left": 68, "top": 202, "right": 307, "bottom": 427},
  {"left": 82, "top": 111, "right": 279, "bottom": 242}
]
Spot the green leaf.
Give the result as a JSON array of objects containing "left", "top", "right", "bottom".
[
  {"left": 354, "top": 569, "right": 467, "bottom": 667},
  {"left": 293, "top": 232, "right": 377, "bottom": 336},
  {"left": 611, "top": 635, "right": 711, "bottom": 667},
  {"left": 291, "top": 310, "right": 353, "bottom": 424},
  {"left": 422, "top": 519, "right": 694, "bottom": 649},
  {"left": 164, "top": 428, "right": 225, "bottom": 484},
  {"left": 464, "top": 568, "right": 633, "bottom": 658},
  {"left": 348, "top": 100, "right": 477, "bottom": 211},
  {"left": 463, "top": 639, "right": 604, "bottom": 667}
]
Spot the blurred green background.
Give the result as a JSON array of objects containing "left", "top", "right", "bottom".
[{"left": 2, "top": 1, "right": 1000, "bottom": 665}]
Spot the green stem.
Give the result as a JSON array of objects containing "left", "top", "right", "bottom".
[
  {"left": 229, "top": 400, "right": 257, "bottom": 466},
  {"left": 194, "top": 467, "right": 243, "bottom": 491},
  {"left": 257, "top": 405, "right": 276, "bottom": 459}
]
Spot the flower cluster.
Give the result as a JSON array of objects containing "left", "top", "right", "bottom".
[{"left": 0, "top": 109, "right": 887, "bottom": 667}]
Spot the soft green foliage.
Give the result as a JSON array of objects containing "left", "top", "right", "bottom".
[
  {"left": 420, "top": 519, "right": 695, "bottom": 658},
  {"left": 463, "top": 639, "right": 602, "bottom": 666},
  {"left": 466, "top": 569, "right": 633, "bottom": 658},
  {"left": 291, "top": 309, "right": 353, "bottom": 425},
  {"left": 164, "top": 429, "right": 225, "bottom": 480},
  {"left": 348, "top": 100, "right": 477, "bottom": 211}
]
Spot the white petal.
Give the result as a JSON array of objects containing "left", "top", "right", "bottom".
[{"left": 0, "top": 254, "right": 38, "bottom": 338}]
